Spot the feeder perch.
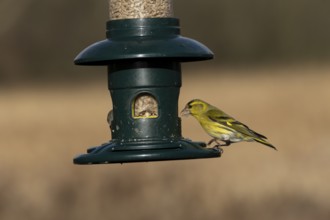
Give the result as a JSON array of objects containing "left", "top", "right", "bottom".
[{"left": 73, "top": 0, "right": 220, "bottom": 164}]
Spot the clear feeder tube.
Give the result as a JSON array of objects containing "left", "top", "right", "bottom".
[{"left": 109, "top": 0, "right": 174, "bottom": 20}]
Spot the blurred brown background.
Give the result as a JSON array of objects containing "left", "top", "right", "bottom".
[{"left": 1, "top": 0, "right": 330, "bottom": 220}]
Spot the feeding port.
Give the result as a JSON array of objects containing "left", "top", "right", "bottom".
[{"left": 133, "top": 94, "right": 158, "bottom": 119}]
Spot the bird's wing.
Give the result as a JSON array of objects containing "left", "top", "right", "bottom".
[{"left": 207, "top": 109, "right": 267, "bottom": 139}]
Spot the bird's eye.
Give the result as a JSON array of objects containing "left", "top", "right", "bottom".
[{"left": 188, "top": 104, "right": 192, "bottom": 109}]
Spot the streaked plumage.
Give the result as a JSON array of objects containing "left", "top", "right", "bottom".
[
  {"left": 107, "top": 109, "right": 113, "bottom": 130},
  {"left": 181, "top": 99, "right": 276, "bottom": 151}
]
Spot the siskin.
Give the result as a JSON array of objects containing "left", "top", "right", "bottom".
[
  {"left": 181, "top": 99, "right": 276, "bottom": 152},
  {"left": 107, "top": 109, "right": 113, "bottom": 131}
]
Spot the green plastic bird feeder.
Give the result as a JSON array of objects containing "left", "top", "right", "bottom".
[{"left": 73, "top": 0, "right": 220, "bottom": 164}]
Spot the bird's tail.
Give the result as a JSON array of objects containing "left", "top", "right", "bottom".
[{"left": 254, "top": 138, "right": 277, "bottom": 150}]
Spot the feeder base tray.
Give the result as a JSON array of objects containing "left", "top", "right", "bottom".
[{"left": 73, "top": 139, "right": 220, "bottom": 164}]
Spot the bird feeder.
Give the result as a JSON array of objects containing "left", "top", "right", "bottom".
[{"left": 73, "top": 0, "right": 220, "bottom": 164}]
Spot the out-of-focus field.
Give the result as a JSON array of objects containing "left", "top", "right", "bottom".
[{"left": 1, "top": 66, "right": 330, "bottom": 220}]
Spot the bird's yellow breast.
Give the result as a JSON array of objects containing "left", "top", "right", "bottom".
[{"left": 200, "top": 119, "right": 232, "bottom": 136}]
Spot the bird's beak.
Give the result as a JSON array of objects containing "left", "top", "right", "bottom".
[{"left": 180, "top": 106, "right": 190, "bottom": 117}]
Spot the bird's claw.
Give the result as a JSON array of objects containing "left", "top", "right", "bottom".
[
  {"left": 208, "top": 139, "right": 230, "bottom": 156},
  {"left": 213, "top": 145, "right": 224, "bottom": 155}
]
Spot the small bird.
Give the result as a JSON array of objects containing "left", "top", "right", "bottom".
[
  {"left": 181, "top": 99, "right": 276, "bottom": 152},
  {"left": 107, "top": 109, "right": 113, "bottom": 131}
]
